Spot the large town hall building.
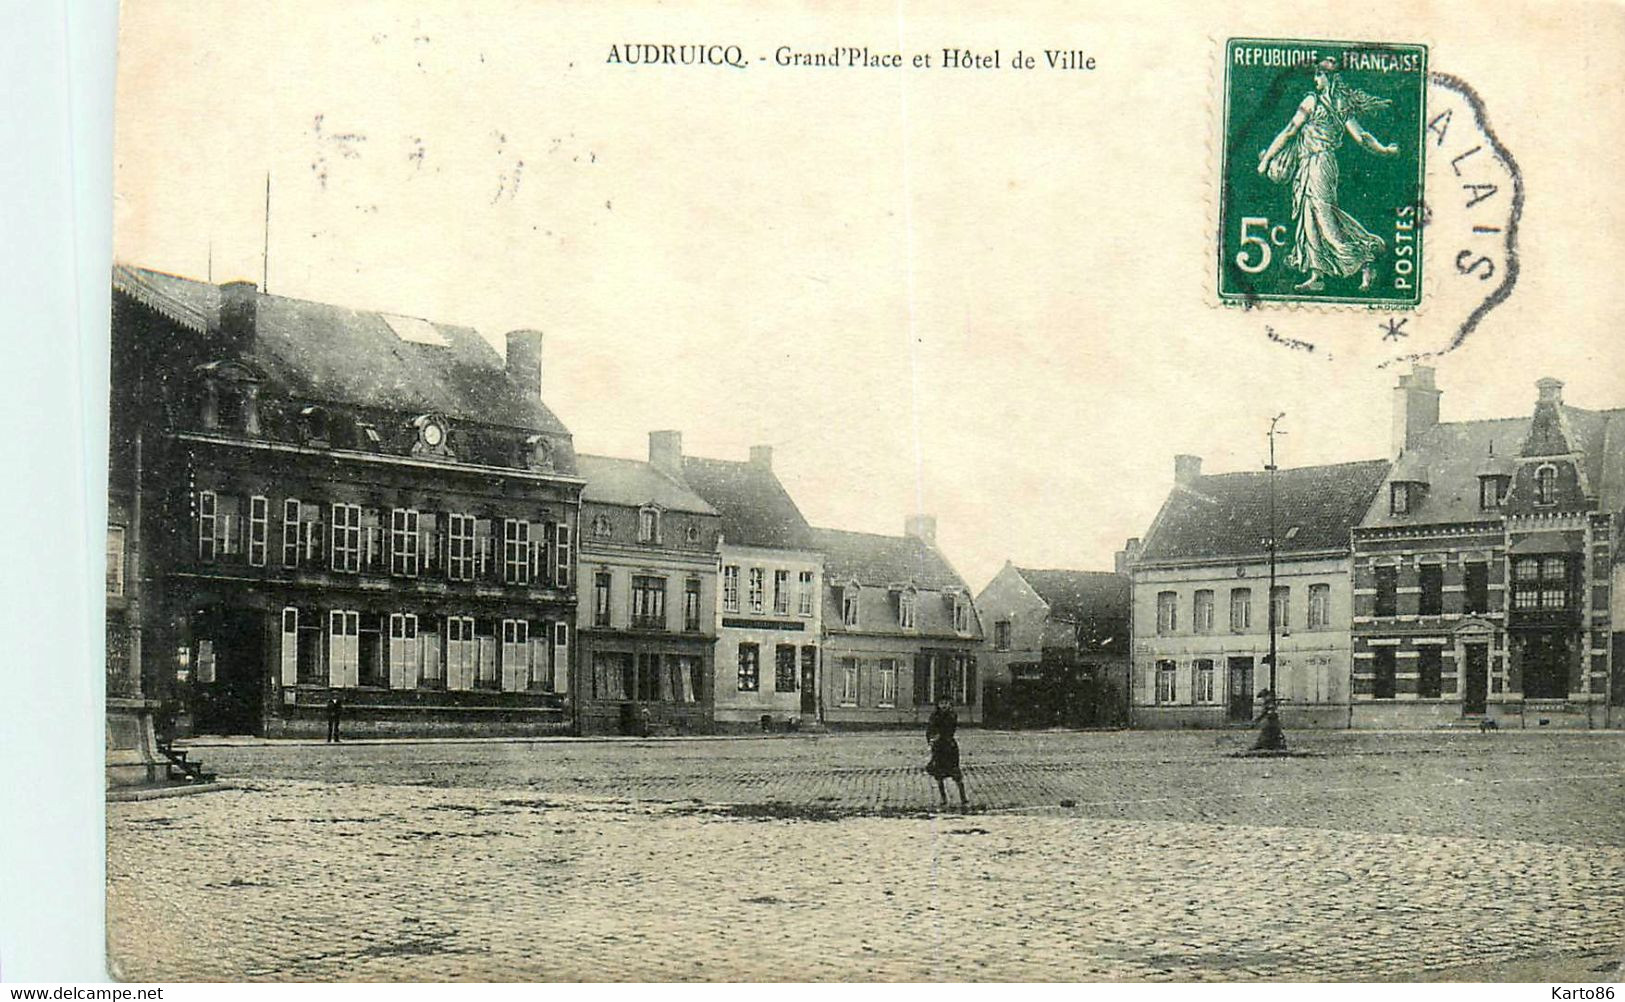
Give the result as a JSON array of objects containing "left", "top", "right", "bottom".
[{"left": 109, "top": 267, "right": 583, "bottom": 738}]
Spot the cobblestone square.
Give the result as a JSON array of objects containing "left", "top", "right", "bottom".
[{"left": 107, "top": 729, "right": 1625, "bottom": 981}]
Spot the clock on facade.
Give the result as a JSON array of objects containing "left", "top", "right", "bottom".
[{"left": 420, "top": 420, "right": 444, "bottom": 448}]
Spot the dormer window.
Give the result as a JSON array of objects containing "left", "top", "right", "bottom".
[
  {"left": 685, "top": 523, "right": 700, "bottom": 544},
  {"left": 1534, "top": 464, "right": 1558, "bottom": 506},
  {"left": 897, "top": 588, "right": 917, "bottom": 630},
  {"left": 1390, "top": 482, "right": 1412, "bottom": 515},
  {"left": 356, "top": 422, "right": 383, "bottom": 452},
  {"left": 409, "top": 413, "right": 451, "bottom": 457},
  {"left": 1479, "top": 475, "right": 1510, "bottom": 510},
  {"left": 525, "top": 434, "right": 555, "bottom": 472},
  {"left": 299, "top": 405, "right": 330, "bottom": 446},
  {"left": 638, "top": 506, "right": 662, "bottom": 544},
  {"left": 951, "top": 591, "right": 971, "bottom": 635},
  {"left": 841, "top": 585, "right": 860, "bottom": 628},
  {"left": 591, "top": 513, "right": 613, "bottom": 539},
  {"left": 195, "top": 360, "right": 261, "bottom": 435}
]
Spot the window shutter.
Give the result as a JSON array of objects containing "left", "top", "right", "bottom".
[
  {"left": 914, "top": 653, "right": 930, "bottom": 705},
  {"left": 280, "top": 609, "right": 299, "bottom": 687},
  {"left": 388, "top": 615, "right": 405, "bottom": 691},
  {"left": 965, "top": 656, "right": 977, "bottom": 706},
  {"left": 553, "top": 623, "right": 570, "bottom": 693}
]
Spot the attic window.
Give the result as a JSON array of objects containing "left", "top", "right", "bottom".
[
  {"left": 591, "top": 514, "right": 612, "bottom": 539},
  {"left": 638, "top": 506, "right": 662, "bottom": 544},
  {"left": 897, "top": 588, "right": 917, "bottom": 630},
  {"left": 1390, "top": 482, "right": 1412, "bottom": 515},
  {"left": 1479, "top": 475, "right": 1510, "bottom": 510},
  {"left": 1283, "top": 526, "right": 1301, "bottom": 543},
  {"left": 381, "top": 313, "right": 449, "bottom": 347},
  {"left": 1534, "top": 464, "right": 1558, "bottom": 506},
  {"left": 355, "top": 422, "right": 383, "bottom": 451},
  {"left": 299, "top": 405, "right": 330, "bottom": 445}
]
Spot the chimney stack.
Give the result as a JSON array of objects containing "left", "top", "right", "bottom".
[
  {"left": 1536, "top": 377, "right": 1564, "bottom": 405},
  {"left": 905, "top": 514, "right": 938, "bottom": 546},
  {"left": 505, "top": 329, "right": 544, "bottom": 401},
  {"left": 1391, "top": 364, "right": 1441, "bottom": 457},
  {"left": 217, "top": 280, "right": 258, "bottom": 357},
  {"left": 1114, "top": 537, "right": 1142, "bottom": 575},
  {"left": 1174, "top": 454, "right": 1202, "bottom": 487},
  {"left": 749, "top": 444, "right": 773, "bottom": 469},
  {"left": 649, "top": 430, "right": 684, "bottom": 479}
]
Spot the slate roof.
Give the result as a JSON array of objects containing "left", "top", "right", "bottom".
[
  {"left": 112, "top": 265, "right": 569, "bottom": 434},
  {"left": 1361, "top": 407, "right": 1625, "bottom": 528},
  {"left": 576, "top": 455, "right": 717, "bottom": 514},
  {"left": 1013, "top": 568, "right": 1129, "bottom": 625},
  {"left": 680, "top": 456, "right": 816, "bottom": 550},
  {"left": 1139, "top": 459, "right": 1391, "bottom": 563},
  {"left": 812, "top": 527, "right": 969, "bottom": 592}
]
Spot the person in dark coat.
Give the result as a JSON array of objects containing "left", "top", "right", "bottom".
[
  {"left": 325, "top": 696, "right": 344, "bottom": 744},
  {"left": 1252, "top": 688, "right": 1286, "bottom": 752},
  {"left": 926, "top": 697, "right": 969, "bottom": 807}
]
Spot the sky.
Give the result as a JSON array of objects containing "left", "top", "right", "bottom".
[{"left": 112, "top": 0, "right": 1625, "bottom": 591}]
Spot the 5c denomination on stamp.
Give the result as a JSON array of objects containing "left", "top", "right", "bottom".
[{"left": 1219, "top": 38, "right": 1428, "bottom": 307}]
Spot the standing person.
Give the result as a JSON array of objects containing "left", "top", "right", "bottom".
[
  {"left": 1252, "top": 688, "right": 1286, "bottom": 752},
  {"left": 1257, "top": 56, "right": 1400, "bottom": 292},
  {"left": 926, "top": 696, "right": 969, "bottom": 808},
  {"left": 325, "top": 695, "right": 344, "bottom": 744}
]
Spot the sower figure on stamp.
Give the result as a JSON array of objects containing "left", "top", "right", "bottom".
[
  {"left": 325, "top": 695, "right": 344, "bottom": 744},
  {"left": 1257, "top": 56, "right": 1400, "bottom": 292},
  {"left": 1252, "top": 688, "right": 1287, "bottom": 752},
  {"left": 926, "top": 696, "right": 969, "bottom": 808}
]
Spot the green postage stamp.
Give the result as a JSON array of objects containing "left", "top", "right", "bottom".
[{"left": 1219, "top": 38, "right": 1428, "bottom": 307}]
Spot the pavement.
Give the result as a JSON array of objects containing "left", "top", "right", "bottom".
[{"left": 106, "top": 728, "right": 1625, "bottom": 982}]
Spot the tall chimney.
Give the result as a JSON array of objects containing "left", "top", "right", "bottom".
[
  {"left": 1174, "top": 454, "right": 1202, "bottom": 487},
  {"left": 505, "top": 329, "right": 544, "bottom": 400},
  {"left": 749, "top": 444, "right": 773, "bottom": 469},
  {"left": 1391, "top": 364, "right": 1441, "bottom": 457},
  {"left": 217, "top": 280, "right": 258, "bottom": 357},
  {"left": 905, "top": 514, "right": 938, "bottom": 546},
  {"left": 649, "top": 430, "right": 684, "bottom": 479},
  {"left": 1536, "top": 377, "right": 1564, "bottom": 405}
]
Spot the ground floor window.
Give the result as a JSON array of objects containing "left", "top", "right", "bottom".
[
  {"left": 1417, "top": 646, "right": 1443, "bottom": 699},
  {"left": 1156, "top": 659, "right": 1177, "bottom": 704},
  {"left": 593, "top": 650, "right": 634, "bottom": 700},
  {"left": 774, "top": 644, "right": 798, "bottom": 692},
  {"left": 839, "top": 657, "right": 859, "bottom": 706},
  {"left": 1193, "top": 658, "right": 1215, "bottom": 703},
  {"left": 1373, "top": 648, "right": 1396, "bottom": 699},
  {"left": 737, "top": 643, "right": 760, "bottom": 691},
  {"left": 877, "top": 659, "right": 897, "bottom": 708}
]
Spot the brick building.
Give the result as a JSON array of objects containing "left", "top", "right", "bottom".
[
  {"left": 1350, "top": 368, "right": 1622, "bottom": 727},
  {"left": 976, "top": 560, "right": 1132, "bottom": 728},
  {"left": 573, "top": 437, "right": 722, "bottom": 736},
  {"left": 814, "top": 518, "right": 982, "bottom": 727},
  {"left": 1131, "top": 455, "right": 1390, "bottom": 728},
  {"left": 110, "top": 266, "right": 582, "bottom": 738}
]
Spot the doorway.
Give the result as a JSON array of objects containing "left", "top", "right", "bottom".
[
  {"left": 799, "top": 647, "right": 817, "bottom": 715},
  {"left": 191, "top": 606, "right": 266, "bottom": 735},
  {"left": 1227, "top": 657, "right": 1254, "bottom": 723},
  {"left": 1463, "top": 643, "right": 1489, "bottom": 715},
  {"left": 1518, "top": 631, "right": 1570, "bottom": 700}
]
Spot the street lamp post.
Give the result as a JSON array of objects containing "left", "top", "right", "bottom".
[
  {"left": 1253, "top": 413, "right": 1289, "bottom": 753},
  {"left": 1267, "top": 412, "right": 1283, "bottom": 697}
]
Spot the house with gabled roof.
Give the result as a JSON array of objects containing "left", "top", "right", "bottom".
[
  {"left": 1131, "top": 452, "right": 1390, "bottom": 728},
  {"left": 108, "top": 266, "right": 582, "bottom": 744},
  {"left": 573, "top": 444, "right": 722, "bottom": 735},
  {"left": 657, "top": 438, "right": 824, "bottom": 730},
  {"left": 1351, "top": 367, "right": 1623, "bottom": 728},
  {"left": 814, "top": 517, "right": 982, "bottom": 727},
  {"left": 976, "top": 560, "right": 1132, "bottom": 728}
]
